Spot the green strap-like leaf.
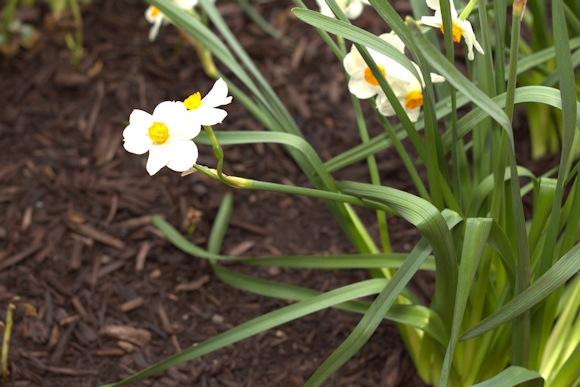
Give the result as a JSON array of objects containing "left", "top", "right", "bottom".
[
  {"left": 291, "top": 8, "right": 421, "bottom": 81},
  {"left": 471, "top": 366, "right": 543, "bottom": 387},
  {"left": 99, "top": 279, "right": 402, "bottom": 387},
  {"left": 461, "top": 242, "right": 580, "bottom": 341},
  {"left": 304, "top": 210, "right": 462, "bottom": 386}
]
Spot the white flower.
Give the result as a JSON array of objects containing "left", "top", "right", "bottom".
[
  {"left": 421, "top": 0, "right": 484, "bottom": 60},
  {"left": 316, "top": 0, "right": 370, "bottom": 20},
  {"left": 123, "top": 101, "right": 201, "bottom": 175},
  {"left": 375, "top": 71, "right": 445, "bottom": 122},
  {"left": 184, "top": 78, "right": 233, "bottom": 126},
  {"left": 343, "top": 33, "right": 412, "bottom": 99},
  {"left": 144, "top": 0, "right": 198, "bottom": 41}
]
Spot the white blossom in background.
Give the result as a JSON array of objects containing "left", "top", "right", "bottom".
[
  {"left": 421, "top": 0, "right": 484, "bottom": 60},
  {"left": 375, "top": 70, "right": 445, "bottom": 122},
  {"left": 123, "top": 101, "right": 201, "bottom": 175},
  {"left": 343, "top": 33, "right": 412, "bottom": 99},
  {"left": 316, "top": 0, "right": 370, "bottom": 20},
  {"left": 145, "top": 0, "right": 198, "bottom": 41},
  {"left": 184, "top": 78, "right": 233, "bottom": 126}
]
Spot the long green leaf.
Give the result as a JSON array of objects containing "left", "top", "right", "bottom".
[
  {"left": 304, "top": 210, "right": 462, "bottom": 386},
  {"left": 99, "top": 279, "right": 400, "bottom": 387},
  {"left": 291, "top": 8, "right": 421, "bottom": 80},
  {"left": 461, "top": 242, "right": 580, "bottom": 341},
  {"left": 471, "top": 366, "right": 543, "bottom": 387}
]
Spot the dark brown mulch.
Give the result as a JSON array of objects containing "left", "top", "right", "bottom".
[{"left": 0, "top": 0, "right": 432, "bottom": 386}]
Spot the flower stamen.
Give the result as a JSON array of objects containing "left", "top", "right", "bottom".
[
  {"left": 363, "top": 65, "right": 387, "bottom": 86},
  {"left": 439, "top": 21, "right": 463, "bottom": 43},
  {"left": 405, "top": 90, "right": 423, "bottom": 109},
  {"left": 148, "top": 122, "right": 169, "bottom": 144},
  {"left": 184, "top": 92, "right": 202, "bottom": 110}
]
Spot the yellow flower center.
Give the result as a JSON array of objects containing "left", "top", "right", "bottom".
[
  {"left": 363, "top": 65, "right": 387, "bottom": 86},
  {"left": 405, "top": 90, "right": 423, "bottom": 109},
  {"left": 184, "top": 92, "right": 202, "bottom": 110},
  {"left": 148, "top": 122, "right": 169, "bottom": 144},
  {"left": 150, "top": 6, "right": 160, "bottom": 17},
  {"left": 439, "top": 21, "right": 463, "bottom": 43}
]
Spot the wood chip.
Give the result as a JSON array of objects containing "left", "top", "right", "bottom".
[
  {"left": 94, "top": 348, "right": 125, "bottom": 357},
  {"left": 117, "top": 340, "right": 138, "bottom": 353},
  {"left": 119, "top": 296, "right": 144, "bottom": 312},
  {"left": 0, "top": 244, "right": 42, "bottom": 271},
  {"left": 71, "top": 296, "right": 88, "bottom": 320},
  {"left": 175, "top": 275, "right": 210, "bottom": 292},
  {"left": 157, "top": 303, "right": 173, "bottom": 333},
  {"left": 69, "top": 239, "right": 83, "bottom": 270},
  {"left": 22, "top": 350, "right": 99, "bottom": 376},
  {"left": 34, "top": 243, "right": 53, "bottom": 264},
  {"left": 229, "top": 219, "right": 268, "bottom": 236},
  {"left": 101, "top": 325, "right": 151, "bottom": 347},
  {"left": 50, "top": 319, "right": 77, "bottom": 365},
  {"left": 112, "top": 215, "right": 152, "bottom": 230},
  {"left": 135, "top": 241, "right": 151, "bottom": 271},
  {"left": 66, "top": 221, "right": 125, "bottom": 249},
  {"left": 21, "top": 206, "right": 33, "bottom": 231},
  {"left": 227, "top": 240, "right": 255, "bottom": 257}
]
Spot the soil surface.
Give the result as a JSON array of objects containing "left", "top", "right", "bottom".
[{"left": 0, "top": 0, "right": 556, "bottom": 386}]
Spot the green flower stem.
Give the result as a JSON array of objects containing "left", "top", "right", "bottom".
[
  {"left": 370, "top": 101, "right": 430, "bottom": 200},
  {"left": 1, "top": 303, "right": 15, "bottom": 383},
  {"left": 459, "top": 0, "right": 480, "bottom": 20},
  {"left": 191, "top": 164, "right": 398, "bottom": 214},
  {"left": 203, "top": 126, "right": 226, "bottom": 180}
]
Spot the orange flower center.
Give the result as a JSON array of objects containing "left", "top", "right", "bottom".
[
  {"left": 148, "top": 122, "right": 169, "bottom": 144},
  {"left": 150, "top": 6, "right": 160, "bottom": 17},
  {"left": 184, "top": 92, "right": 202, "bottom": 110},
  {"left": 363, "top": 65, "right": 387, "bottom": 86},
  {"left": 405, "top": 91, "right": 423, "bottom": 109},
  {"left": 439, "top": 21, "right": 463, "bottom": 43}
]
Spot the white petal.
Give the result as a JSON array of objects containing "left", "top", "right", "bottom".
[
  {"left": 421, "top": 15, "right": 443, "bottom": 28},
  {"left": 343, "top": 48, "right": 365, "bottom": 75},
  {"left": 426, "top": 0, "right": 441, "bottom": 11},
  {"left": 316, "top": 0, "right": 335, "bottom": 18},
  {"left": 166, "top": 140, "right": 199, "bottom": 172},
  {"left": 406, "top": 107, "right": 421, "bottom": 122},
  {"left": 123, "top": 127, "right": 152, "bottom": 155},
  {"left": 379, "top": 33, "right": 406, "bottom": 54},
  {"left": 190, "top": 106, "right": 228, "bottom": 126},
  {"left": 152, "top": 101, "right": 190, "bottom": 134},
  {"left": 174, "top": 0, "right": 197, "bottom": 9},
  {"left": 344, "top": 0, "right": 364, "bottom": 19},
  {"left": 148, "top": 17, "right": 164, "bottom": 42},
  {"left": 146, "top": 143, "right": 172, "bottom": 175},
  {"left": 458, "top": 19, "right": 483, "bottom": 60},
  {"left": 129, "top": 109, "right": 153, "bottom": 126},
  {"left": 430, "top": 73, "right": 446, "bottom": 83},
  {"left": 201, "top": 78, "right": 231, "bottom": 108},
  {"left": 171, "top": 122, "right": 202, "bottom": 141},
  {"left": 348, "top": 76, "right": 379, "bottom": 99}
]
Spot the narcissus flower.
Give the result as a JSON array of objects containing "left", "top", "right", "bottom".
[
  {"left": 375, "top": 71, "right": 445, "bottom": 122},
  {"left": 421, "top": 0, "right": 484, "bottom": 60},
  {"left": 316, "top": 0, "right": 370, "bottom": 20},
  {"left": 343, "top": 33, "right": 412, "bottom": 99},
  {"left": 145, "top": 0, "right": 198, "bottom": 41},
  {"left": 184, "top": 78, "right": 233, "bottom": 126},
  {"left": 123, "top": 101, "right": 201, "bottom": 175}
]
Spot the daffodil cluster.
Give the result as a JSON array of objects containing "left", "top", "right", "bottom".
[
  {"left": 421, "top": 0, "right": 484, "bottom": 60},
  {"left": 344, "top": 33, "right": 445, "bottom": 122},
  {"left": 123, "top": 78, "right": 232, "bottom": 175},
  {"left": 316, "top": 0, "right": 370, "bottom": 20}
]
